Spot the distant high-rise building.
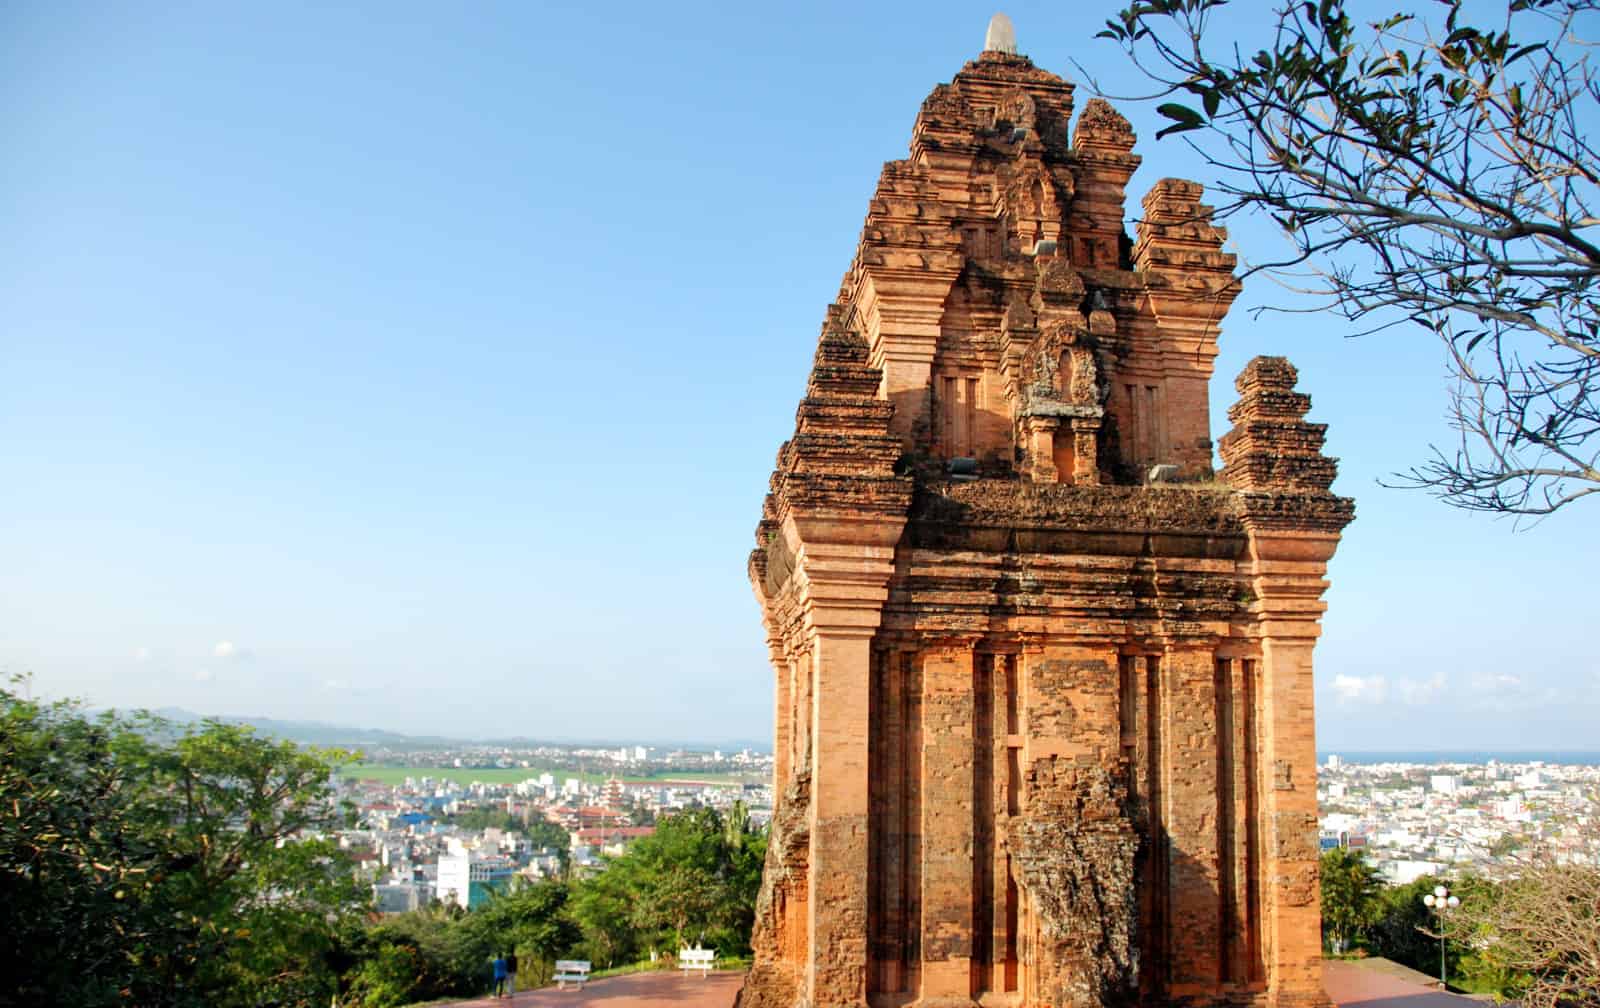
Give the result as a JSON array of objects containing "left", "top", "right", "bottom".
[{"left": 436, "top": 850, "right": 514, "bottom": 910}]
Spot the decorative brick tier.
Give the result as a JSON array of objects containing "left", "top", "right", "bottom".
[{"left": 742, "top": 23, "right": 1353, "bottom": 1008}]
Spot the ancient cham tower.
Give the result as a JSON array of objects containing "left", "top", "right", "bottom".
[{"left": 743, "top": 16, "right": 1354, "bottom": 1008}]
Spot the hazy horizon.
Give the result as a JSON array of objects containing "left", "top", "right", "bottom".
[{"left": 26, "top": 693, "right": 1600, "bottom": 761}]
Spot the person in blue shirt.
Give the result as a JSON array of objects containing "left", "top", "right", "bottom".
[{"left": 492, "top": 954, "right": 508, "bottom": 999}]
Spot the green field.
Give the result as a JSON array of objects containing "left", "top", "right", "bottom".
[{"left": 342, "top": 763, "right": 759, "bottom": 788}]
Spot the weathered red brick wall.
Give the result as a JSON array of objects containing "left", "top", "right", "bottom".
[{"left": 744, "top": 35, "right": 1352, "bottom": 1008}]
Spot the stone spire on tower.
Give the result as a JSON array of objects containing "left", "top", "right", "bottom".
[{"left": 984, "top": 12, "right": 1018, "bottom": 54}]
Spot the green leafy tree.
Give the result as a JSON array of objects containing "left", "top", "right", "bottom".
[
  {"left": 1490, "top": 833, "right": 1526, "bottom": 858},
  {"left": 446, "top": 808, "right": 520, "bottom": 832},
  {"left": 0, "top": 687, "right": 362, "bottom": 1008},
  {"left": 1098, "top": 0, "right": 1599, "bottom": 515},
  {"left": 343, "top": 906, "right": 493, "bottom": 1008},
  {"left": 525, "top": 817, "right": 572, "bottom": 866},
  {"left": 1369, "top": 875, "right": 1460, "bottom": 978},
  {"left": 473, "top": 881, "right": 583, "bottom": 987},
  {"left": 1320, "top": 848, "right": 1381, "bottom": 953},
  {"left": 627, "top": 802, "right": 656, "bottom": 827},
  {"left": 129, "top": 719, "right": 365, "bottom": 1005},
  {"left": 1, "top": 692, "right": 152, "bottom": 1006},
  {"left": 1446, "top": 875, "right": 1530, "bottom": 1001},
  {"left": 566, "top": 804, "right": 766, "bottom": 963},
  {"left": 631, "top": 862, "right": 721, "bottom": 952},
  {"left": 568, "top": 865, "right": 640, "bottom": 968}
]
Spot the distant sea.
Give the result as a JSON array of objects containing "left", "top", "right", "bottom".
[{"left": 1317, "top": 750, "right": 1600, "bottom": 766}]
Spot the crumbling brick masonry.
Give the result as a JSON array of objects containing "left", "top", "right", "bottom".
[{"left": 743, "top": 23, "right": 1353, "bottom": 1008}]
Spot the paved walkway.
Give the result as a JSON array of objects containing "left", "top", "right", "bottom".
[
  {"left": 437, "top": 959, "right": 1482, "bottom": 1008},
  {"left": 1325, "top": 958, "right": 1492, "bottom": 1008},
  {"left": 441, "top": 969, "right": 743, "bottom": 1008}
]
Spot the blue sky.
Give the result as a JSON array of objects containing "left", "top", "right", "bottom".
[{"left": 3, "top": 1, "right": 1595, "bottom": 748}]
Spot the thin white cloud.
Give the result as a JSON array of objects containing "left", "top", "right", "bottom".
[
  {"left": 1333, "top": 673, "right": 1387, "bottom": 704},
  {"left": 1395, "top": 673, "right": 1446, "bottom": 705},
  {"left": 133, "top": 647, "right": 151, "bottom": 663},
  {"left": 194, "top": 667, "right": 214, "bottom": 682},
  {"left": 1458, "top": 670, "right": 1535, "bottom": 710},
  {"left": 213, "top": 641, "right": 236, "bottom": 659}
]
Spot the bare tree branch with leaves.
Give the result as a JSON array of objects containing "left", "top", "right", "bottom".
[{"left": 1096, "top": 0, "right": 1600, "bottom": 515}]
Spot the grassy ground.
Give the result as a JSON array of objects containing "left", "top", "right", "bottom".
[{"left": 342, "top": 763, "right": 759, "bottom": 788}]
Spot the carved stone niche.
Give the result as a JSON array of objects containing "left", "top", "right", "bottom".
[
  {"left": 1015, "top": 320, "right": 1106, "bottom": 486},
  {"left": 998, "top": 88, "right": 1037, "bottom": 132},
  {"left": 1059, "top": 339, "right": 1098, "bottom": 407},
  {"left": 1005, "top": 163, "right": 1070, "bottom": 254}
]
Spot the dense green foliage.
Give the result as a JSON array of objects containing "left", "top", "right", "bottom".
[
  {"left": 339, "top": 807, "right": 764, "bottom": 1007},
  {"left": 1, "top": 685, "right": 767, "bottom": 1006},
  {"left": 442, "top": 809, "right": 570, "bottom": 858},
  {"left": 1320, "top": 848, "right": 1382, "bottom": 953},
  {"left": 569, "top": 805, "right": 766, "bottom": 966},
  {"left": 0, "top": 688, "right": 363, "bottom": 1008},
  {"left": 1317, "top": 851, "right": 1546, "bottom": 1000},
  {"left": 338, "top": 885, "right": 583, "bottom": 1007}
]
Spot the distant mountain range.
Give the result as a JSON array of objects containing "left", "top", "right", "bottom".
[
  {"left": 137, "top": 708, "right": 454, "bottom": 746},
  {"left": 123, "top": 707, "right": 770, "bottom": 752}
]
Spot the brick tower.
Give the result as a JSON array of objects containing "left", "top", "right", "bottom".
[{"left": 743, "top": 17, "right": 1353, "bottom": 1008}]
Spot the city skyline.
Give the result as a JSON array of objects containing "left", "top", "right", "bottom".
[{"left": 5, "top": 1, "right": 1596, "bottom": 749}]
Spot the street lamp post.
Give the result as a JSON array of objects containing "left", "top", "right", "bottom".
[{"left": 1421, "top": 884, "right": 1460, "bottom": 988}]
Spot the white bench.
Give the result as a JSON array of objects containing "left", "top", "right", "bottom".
[
  {"left": 553, "top": 960, "right": 592, "bottom": 990},
  {"left": 678, "top": 947, "right": 716, "bottom": 977}
]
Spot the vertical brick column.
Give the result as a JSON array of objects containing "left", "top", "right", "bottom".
[
  {"left": 772, "top": 641, "right": 793, "bottom": 792},
  {"left": 1068, "top": 418, "right": 1101, "bottom": 485},
  {"left": 1255, "top": 623, "right": 1324, "bottom": 1008},
  {"left": 856, "top": 266, "right": 960, "bottom": 451},
  {"left": 1220, "top": 356, "right": 1354, "bottom": 1008},
  {"left": 918, "top": 638, "right": 978, "bottom": 1005},
  {"left": 808, "top": 624, "right": 876, "bottom": 1008},
  {"left": 1021, "top": 416, "right": 1061, "bottom": 483},
  {"left": 1131, "top": 179, "right": 1240, "bottom": 476},
  {"left": 1237, "top": 528, "right": 1344, "bottom": 1008},
  {"left": 869, "top": 644, "right": 913, "bottom": 996},
  {"left": 1159, "top": 641, "right": 1223, "bottom": 994},
  {"left": 793, "top": 529, "right": 905, "bottom": 1008},
  {"left": 1218, "top": 654, "right": 1258, "bottom": 986}
]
